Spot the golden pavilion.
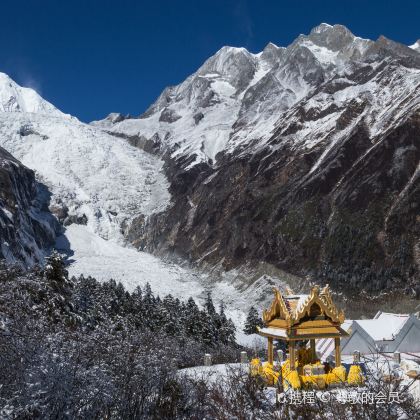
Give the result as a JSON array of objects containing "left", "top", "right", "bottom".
[{"left": 258, "top": 285, "right": 349, "bottom": 371}]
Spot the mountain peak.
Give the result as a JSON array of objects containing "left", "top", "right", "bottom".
[
  {"left": 217, "top": 45, "right": 249, "bottom": 54},
  {"left": 307, "top": 23, "right": 358, "bottom": 51},
  {"left": 410, "top": 40, "right": 420, "bottom": 52},
  {"left": 260, "top": 42, "right": 285, "bottom": 64},
  {"left": 263, "top": 41, "right": 280, "bottom": 51},
  {"left": 368, "top": 35, "right": 420, "bottom": 61},
  {"left": 209, "top": 46, "right": 252, "bottom": 63},
  {"left": 196, "top": 45, "right": 257, "bottom": 90},
  {"left": 198, "top": 45, "right": 253, "bottom": 72},
  {"left": 309, "top": 22, "right": 334, "bottom": 33},
  {"left": 0, "top": 72, "right": 64, "bottom": 116}
]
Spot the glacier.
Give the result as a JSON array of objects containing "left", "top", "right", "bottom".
[{"left": 0, "top": 70, "right": 286, "bottom": 343}]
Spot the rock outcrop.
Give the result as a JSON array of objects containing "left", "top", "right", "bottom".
[{"left": 0, "top": 146, "right": 59, "bottom": 266}]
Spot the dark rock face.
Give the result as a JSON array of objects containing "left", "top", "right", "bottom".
[
  {"left": 0, "top": 147, "right": 59, "bottom": 266},
  {"left": 193, "top": 112, "right": 204, "bottom": 125},
  {"left": 104, "top": 112, "right": 131, "bottom": 124},
  {"left": 18, "top": 123, "right": 48, "bottom": 139},
  {"left": 63, "top": 213, "right": 88, "bottom": 226},
  {"left": 159, "top": 107, "right": 182, "bottom": 123},
  {"left": 132, "top": 112, "right": 419, "bottom": 294}
]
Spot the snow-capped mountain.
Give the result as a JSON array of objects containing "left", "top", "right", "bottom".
[
  {"left": 96, "top": 23, "right": 420, "bottom": 294},
  {"left": 99, "top": 24, "right": 419, "bottom": 170},
  {"left": 0, "top": 22, "right": 418, "bottom": 307},
  {"left": 0, "top": 72, "right": 177, "bottom": 278},
  {"left": 0, "top": 68, "right": 171, "bottom": 242}
]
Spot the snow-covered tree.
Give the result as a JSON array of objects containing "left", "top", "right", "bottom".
[
  {"left": 42, "top": 250, "right": 76, "bottom": 324},
  {"left": 44, "top": 250, "right": 71, "bottom": 293},
  {"left": 243, "top": 306, "right": 263, "bottom": 335},
  {"left": 204, "top": 291, "right": 216, "bottom": 316}
]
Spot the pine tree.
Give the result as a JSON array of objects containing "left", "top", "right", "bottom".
[
  {"left": 243, "top": 306, "right": 263, "bottom": 335},
  {"left": 185, "top": 297, "right": 202, "bottom": 339},
  {"left": 131, "top": 285, "right": 144, "bottom": 328},
  {"left": 44, "top": 250, "right": 70, "bottom": 293},
  {"left": 204, "top": 291, "right": 216, "bottom": 316},
  {"left": 142, "top": 282, "right": 158, "bottom": 330},
  {"left": 42, "top": 251, "right": 75, "bottom": 324},
  {"left": 218, "top": 302, "right": 236, "bottom": 344},
  {"left": 161, "top": 294, "right": 181, "bottom": 335},
  {"left": 222, "top": 319, "right": 236, "bottom": 344},
  {"left": 201, "top": 311, "right": 216, "bottom": 345}
]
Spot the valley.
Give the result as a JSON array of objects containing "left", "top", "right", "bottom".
[{"left": 0, "top": 24, "right": 419, "bottom": 340}]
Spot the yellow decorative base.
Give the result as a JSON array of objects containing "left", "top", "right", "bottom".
[
  {"left": 250, "top": 358, "right": 364, "bottom": 390},
  {"left": 347, "top": 364, "right": 364, "bottom": 386},
  {"left": 262, "top": 362, "right": 280, "bottom": 385},
  {"left": 327, "top": 365, "right": 347, "bottom": 386},
  {"left": 250, "top": 358, "right": 262, "bottom": 376}
]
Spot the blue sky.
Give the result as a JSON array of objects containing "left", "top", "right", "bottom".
[{"left": 1, "top": 0, "right": 419, "bottom": 122}]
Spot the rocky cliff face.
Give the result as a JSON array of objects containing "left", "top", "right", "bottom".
[
  {"left": 100, "top": 24, "right": 420, "bottom": 295},
  {"left": 0, "top": 146, "right": 59, "bottom": 266}
]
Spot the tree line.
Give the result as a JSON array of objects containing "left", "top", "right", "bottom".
[{"left": 0, "top": 251, "right": 238, "bottom": 418}]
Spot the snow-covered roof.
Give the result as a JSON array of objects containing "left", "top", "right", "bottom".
[
  {"left": 355, "top": 312, "right": 409, "bottom": 341},
  {"left": 258, "top": 327, "right": 288, "bottom": 338},
  {"left": 263, "top": 285, "right": 346, "bottom": 326}
]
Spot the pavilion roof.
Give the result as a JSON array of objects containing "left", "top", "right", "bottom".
[{"left": 261, "top": 284, "right": 346, "bottom": 328}]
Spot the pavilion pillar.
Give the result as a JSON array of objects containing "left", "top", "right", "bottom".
[
  {"left": 267, "top": 337, "right": 274, "bottom": 364},
  {"left": 334, "top": 337, "right": 341, "bottom": 367},
  {"left": 289, "top": 341, "right": 296, "bottom": 370},
  {"left": 310, "top": 339, "right": 316, "bottom": 361}
]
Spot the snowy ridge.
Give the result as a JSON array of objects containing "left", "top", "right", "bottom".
[
  {"left": 0, "top": 73, "right": 67, "bottom": 117},
  {"left": 95, "top": 23, "right": 420, "bottom": 297},
  {"left": 99, "top": 24, "right": 420, "bottom": 173},
  {"left": 410, "top": 40, "right": 420, "bottom": 52}
]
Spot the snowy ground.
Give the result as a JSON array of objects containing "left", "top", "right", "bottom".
[
  {"left": 179, "top": 363, "right": 249, "bottom": 383},
  {"left": 56, "top": 225, "right": 272, "bottom": 347}
]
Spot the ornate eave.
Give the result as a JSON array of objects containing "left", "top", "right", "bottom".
[
  {"left": 261, "top": 284, "right": 346, "bottom": 332},
  {"left": 262, "top": 288, "right": 291, "bottom": 324},
  {"left": 292, "top": 285, "right": 345, "bottom": 325}
]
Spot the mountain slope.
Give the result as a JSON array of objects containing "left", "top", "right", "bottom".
[
  {"left": 97, "top": 24, "right": 420, "bottom": 294},
  {"left": 0, "top": 73, "right": 287, "bottom": 341}
]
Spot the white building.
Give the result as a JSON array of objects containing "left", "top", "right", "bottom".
[{"left": 316, "top": 312, "right": 420, "bottom": 360}]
